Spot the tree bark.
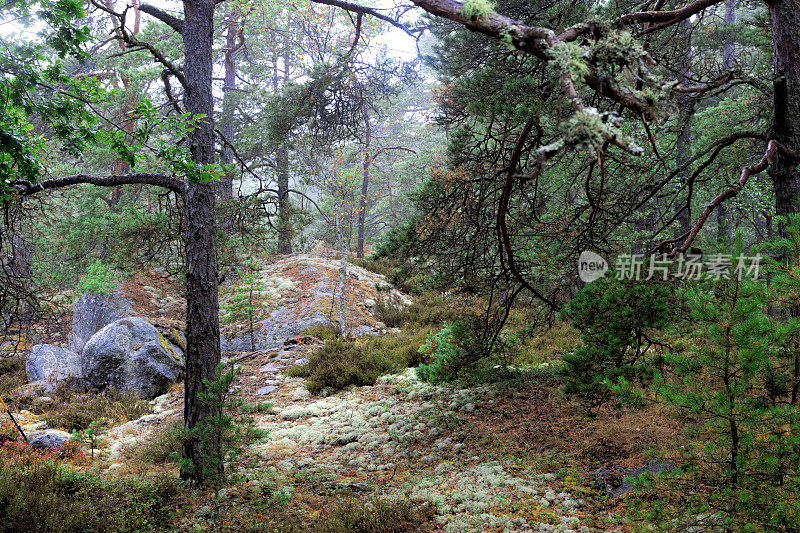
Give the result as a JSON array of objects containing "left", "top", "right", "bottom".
[
  {"left": 180, "top": 0, "right": 221, "bottom": 484},
  {"left": 218, "top": 15, "right": 239, "bottom": 204},
  {"left": 335, "top": 212, "right": 348, "bottom": 336},
  {"left": 356, "top": 120, "right": 371, "bottom": 258},
  {"left": 276, "top": 38, "right": 293, "bottom": 254},
  {"left": 276, "top": 147, "right": 292, "bottom": 254},
  {"left": 717, "top": 0, "right": 736, "bottom": 243},
  {"left": 675, "top": 19, "right": 694, "bottom": 240},
  {"left": 767, "top": 0, "right": 800, "bottom": 222}
]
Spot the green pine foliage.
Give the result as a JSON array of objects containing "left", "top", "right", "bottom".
[
  {"left": 416, "top": 321, "right": 467, "bottom": 383},
  {"left": 221, "top": 259, "right": 262, "bottom": 351},
  {"left": 175, "top": 363, "right": 269, "bottom": 489},
  {"left": 76, "top": 260, "right": 118, "bottom": 297},
  {"left": 560, "top": 277, "right": 672, "bottom": 410},
  {"left": 633, "top": 236, "right": 800, "bottom": 530}
]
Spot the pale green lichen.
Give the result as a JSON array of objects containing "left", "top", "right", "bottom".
[
  {"left": 549, "top": 41, "right": 590, "bottom": 83},
  {"left": 462, "top": 0, "right": 495, "bottom": 19},
  {"left": 562, "top": 108, "right": 643, "bottom": 155}
]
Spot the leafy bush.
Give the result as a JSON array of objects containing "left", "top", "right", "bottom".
[
  {"left": 560, "top": 277, "right": 672, "bottom": 409},
  {"left": 76, "top": 259, "right": 119, "bottom": 297},
  {"left": 292, "top": 331, "right": 428, "bottom": 394},
  {"left": 44, "top": 388, "right": 150, "bottom": 432},
  {"left": 416, "top": 321, "right": 467, "bottom": 383},
  {"left": 0, "top": 462, "right": 180, "bottom": 532}
]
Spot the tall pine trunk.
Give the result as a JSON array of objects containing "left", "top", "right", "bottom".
[
  {"left": 356, "top": 120, "right": 371, "bottom": 258},
  {"left": 768, "top": 0, "right": 800, "bottom": 221},
  {"left": 275, "top": 37, "right": 293, "bottom": 254},
  {"left": 181, "top": 0, "right": 222, "bottom": 484},
  {"left": 675, "top": 19, "right": 694, "bottom": 240},
  {"left": 218, "top": 16, "right": 239, "bottom": 204},
  {"left": 717, "top": 0, "right": 736, "bottom": 243}
]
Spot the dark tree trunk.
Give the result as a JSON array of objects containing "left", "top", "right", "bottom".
[
  {"left": 768, "top": 0, "right": 800, "bottom": 221},
  {"left": 275, "top": 39, "right": 292, "bottom": 254},
  {"left": 276, "top": 146, "right": 292, "bottom": 254},
  {"left": 717, "top": 0, "right": 736, "bottom": 243},
  {"left": 180, "top": 0, "right": 221, "bottom": 484},
  {"left": 675, "top": 19, "right": 694, "bottom": 240},
  {"left": 356, "top": 120, "right": 371, "bottom": 258},
  {"left": 218, "top": 16, "right": 238, "bottom": 204}
]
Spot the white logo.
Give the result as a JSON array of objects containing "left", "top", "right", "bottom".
[{"left": 578, "top": 251, "right": 608, "bottom": 282}]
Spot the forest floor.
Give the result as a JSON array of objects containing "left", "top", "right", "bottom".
[{"left": 0, "top": 252, "right": 683, "bottom": 532}]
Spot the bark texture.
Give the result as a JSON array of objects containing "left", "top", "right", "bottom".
[
  {"left": 181, "top": 0, "right": 222, "bottom": 484},
  {"left": 768, "top": 0, "right": 800, "bottom": 219},
  {"left": 675, "top": 19, "right": 694, "bottom": 239},
  {"left": 356, "top": 120, "right": 371, "bottom": 258}
]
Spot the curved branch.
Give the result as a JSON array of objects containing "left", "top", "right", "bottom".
[
  {"left": 667, "top": 140, "right": 779, "bottom": 256},
  {"left": 11, "top": 173, "right": 185, "bottom": 196},
  {"left": 310, "top": 0, "right": 417, "bottom": 36},
  {"left": 140, "top": 3, "right": 184, "bottom": 34},
  {"left": 617, "top": 0, "right": 725, "bottom": 26}
]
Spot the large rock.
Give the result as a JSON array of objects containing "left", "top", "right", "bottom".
[
  {"left": 28, "top": 430, "right": 71, "bottom": 450},
  {"left": 82, "top": 317, "right": 183, "bottom": 399},
  {"left": 594, "top": 462, "right": 675, "bottom": 498},
  {"left": 220, "top": 311, "right": 329, "bottom": 352},
  {"left": 26, "top": 344, "right": 83, "bottom": 391},
  {"left": 69, "top": 291, "right": 134, "bottom": 354}
]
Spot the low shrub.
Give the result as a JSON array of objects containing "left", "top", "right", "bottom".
[
  {"left": 303, "top": 323, "right": 340, "bottom": 342},
  {"left": 294, "top": 330, "right": 428, "bottom": 394},
  {"left": 311, "top": 498, "right": 434, "bottom": 533},
  {"left": 350, "top": 256, "right": 396, "bottom": 279},
  {"left": 375, "top": 292, "right": 464, "bottom": 329},
  {"left": 132, "top": 420, "right": 184, "bottom": 465},
  {"left": 0, "top": 461, "right": 181, "bottom": 532},
  {"left": 0, "top": 356, "right": 26, "bottom": 397},
  {"left": 44, "top": 388, "right": 151, "bottom": 432}
]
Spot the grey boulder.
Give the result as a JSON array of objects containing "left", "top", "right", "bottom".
[
  {"left": 28, "top": 430, "right": 71, "bottom": 450},
  {"left": 69, "top": 291, "right": 134, "bottom": 354},
  {"left": 26, "top": 344, "right": 83, "bottom": 391},
  {"left": 82, "top": 317, "right": 183, "bottom": 399}
]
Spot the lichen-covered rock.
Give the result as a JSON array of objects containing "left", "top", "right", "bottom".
[
  {"left": 82, "top": 317, "right": 183, "bottom": 399},
  {"left": 69, "top": 291, "right": 134, "bottom": 354},
  {"left": 26, "top": 344, "right": 83, "bottom": 391},
  {"left": 28, "top": 429, "right": 71, "bottom": 450}
]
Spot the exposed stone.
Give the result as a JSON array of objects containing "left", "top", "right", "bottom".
[
  {"left": 25, "top": 344, "right": 83, "bottom": 391},
  {"left": 82, "top": 317, "right": 183, "bottom": 399},
  {"left": 28, "top": 430, "right": 71, "bottom": 450},
  {"left": 594, "top": 462, "right": 675, "bottom": 498},
  {"left": 69, "top": 291, "right": 134, "bottom": 354}
]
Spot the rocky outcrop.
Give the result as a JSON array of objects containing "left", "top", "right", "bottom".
[
  {"left": 28, "top": 430, "right": 71, "bottom": 450},
  {"left": 25, "top": 344, "right": 83, "bottom": 391},
  {"left": 594, "top": 462, "right": 675, "bottom": 498},
  {"left": 221, "top": 311, "right": 330, "bottom": 352},
  {"left": 69, "top": 291, "right": 134, "bottom": 354},
  {"left": 82, "top": 317, "right": 183, "bottom": 399}
]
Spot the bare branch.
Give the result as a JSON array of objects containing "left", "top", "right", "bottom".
[
  {"left": 11, "top": 173, "right": 185, "bottom": 196},
  {"left": 140, "top": 3, "right": 184, "bottom": 34},
  {"left": 617, "top": 0, "right": 725, "bottom": 26},
  {"left": 667, "top": 140, "right": 780, "bottom": 256},
  {"left": 310, "top": 0, "right": 418, "bottom": 36}
]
